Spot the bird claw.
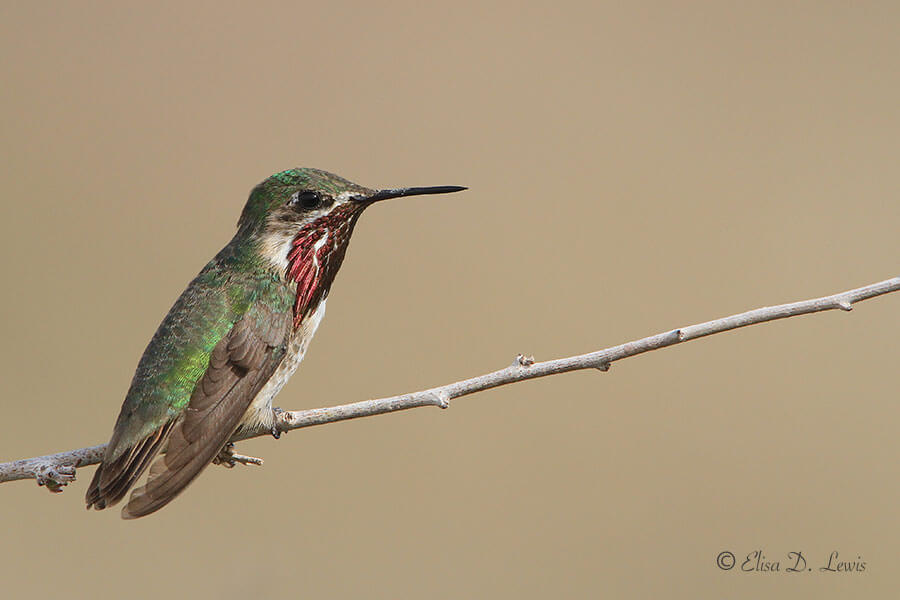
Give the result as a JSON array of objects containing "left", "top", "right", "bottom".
[
  {"left": 35, "top": 464, "right": 77, "bottom": 493},
  {"left": 213, "top": 442, "right": 264, "bottom": 468},
  {"left": 271, "top": 406, "right": 286, "bottom": 439}
]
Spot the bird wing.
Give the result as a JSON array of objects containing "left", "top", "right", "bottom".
[
  {"left": 85, "top": 287, "right": 291, "bottom": 517},
  {"left": 119, "top": 303, "right": 291, "bottom": 518}
]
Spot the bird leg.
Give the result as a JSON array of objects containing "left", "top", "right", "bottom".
[{"left": 213, "top": 442, "right": 264, "bottom": 468}]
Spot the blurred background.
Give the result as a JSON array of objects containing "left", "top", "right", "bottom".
[{"left": 1, "top": 2, "right": 898, "bottom": 598}]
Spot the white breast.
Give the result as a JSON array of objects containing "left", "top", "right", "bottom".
[{"left": 239, "top": 299, "right": 327, "bottom": 432}]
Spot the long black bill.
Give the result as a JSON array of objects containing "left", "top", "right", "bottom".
[{"left": 365, "top": 185, "right": 467, "bottom": 203}]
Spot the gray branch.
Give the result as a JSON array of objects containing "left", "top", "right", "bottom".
[{"left": 3, "top": 276, "right": 898, "bottom": 492}]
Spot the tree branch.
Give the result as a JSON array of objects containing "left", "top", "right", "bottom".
[{"left": 3, "top": 276, "right": 898, "bottom": 492}]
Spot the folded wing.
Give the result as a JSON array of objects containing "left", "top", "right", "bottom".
[{"left": 115, "top": 305, "right": 289, "bottom": 519}]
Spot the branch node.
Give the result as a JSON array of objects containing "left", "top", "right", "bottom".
[
  {"left": 34, "top": 464, "right": 76, "bottom": 493},
  {"left": 513, "top": 354, "right": 535, "bottom": 367},
  {"left": 674, "top": 328, "right": 685, "bottom": 341},
  {"left": 595, "top": 362, "right": 611, "bottom": 372},
  {"left": 837, "top": 299, "right": 853, "bottom": 311},
  {"left": 433, "top": 391, "right": 451, "bottom": 409}
]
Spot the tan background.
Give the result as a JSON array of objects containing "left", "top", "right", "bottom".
[{"left": 1, "top": 2, "right": 898, "bottom": 598}]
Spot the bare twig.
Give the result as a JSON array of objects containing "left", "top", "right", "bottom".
[{"left": 2, "top": 276, "right": 898, "bottom": 492}]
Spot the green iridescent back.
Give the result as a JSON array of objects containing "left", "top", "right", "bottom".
[{"left": 104, "top": 239, "right": 294, "bottom": 460}]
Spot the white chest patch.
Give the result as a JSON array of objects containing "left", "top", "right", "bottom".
[{"left": 239, "top": 299, "right": 328, "bottom": 431}]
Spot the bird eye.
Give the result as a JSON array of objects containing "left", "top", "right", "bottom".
[{"left": 291, "top": 190, "right": 323, "bottom": 210}]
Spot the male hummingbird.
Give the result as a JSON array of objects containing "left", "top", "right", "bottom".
[{"left": 85, "top": 168, "right": 465, "bottom": 519}]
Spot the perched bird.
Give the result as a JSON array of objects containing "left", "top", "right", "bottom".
[{"left": 85, "top": 168, "right": 465, "bottom": 518}]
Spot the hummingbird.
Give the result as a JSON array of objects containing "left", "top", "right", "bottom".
[{"left": 85, "top": 168, "right": 466, "bottom": 519}]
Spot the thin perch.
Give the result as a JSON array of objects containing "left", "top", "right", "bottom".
[{"left": 1, "top": 276, "right": 898, "bottom": 491}]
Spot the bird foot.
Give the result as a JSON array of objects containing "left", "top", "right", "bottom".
[
  {"left": 213, "top": 442, "right": 264, "bottom": 468},
  {"left": 271, "top": 406, "right": 287, "bottom": 439}
]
